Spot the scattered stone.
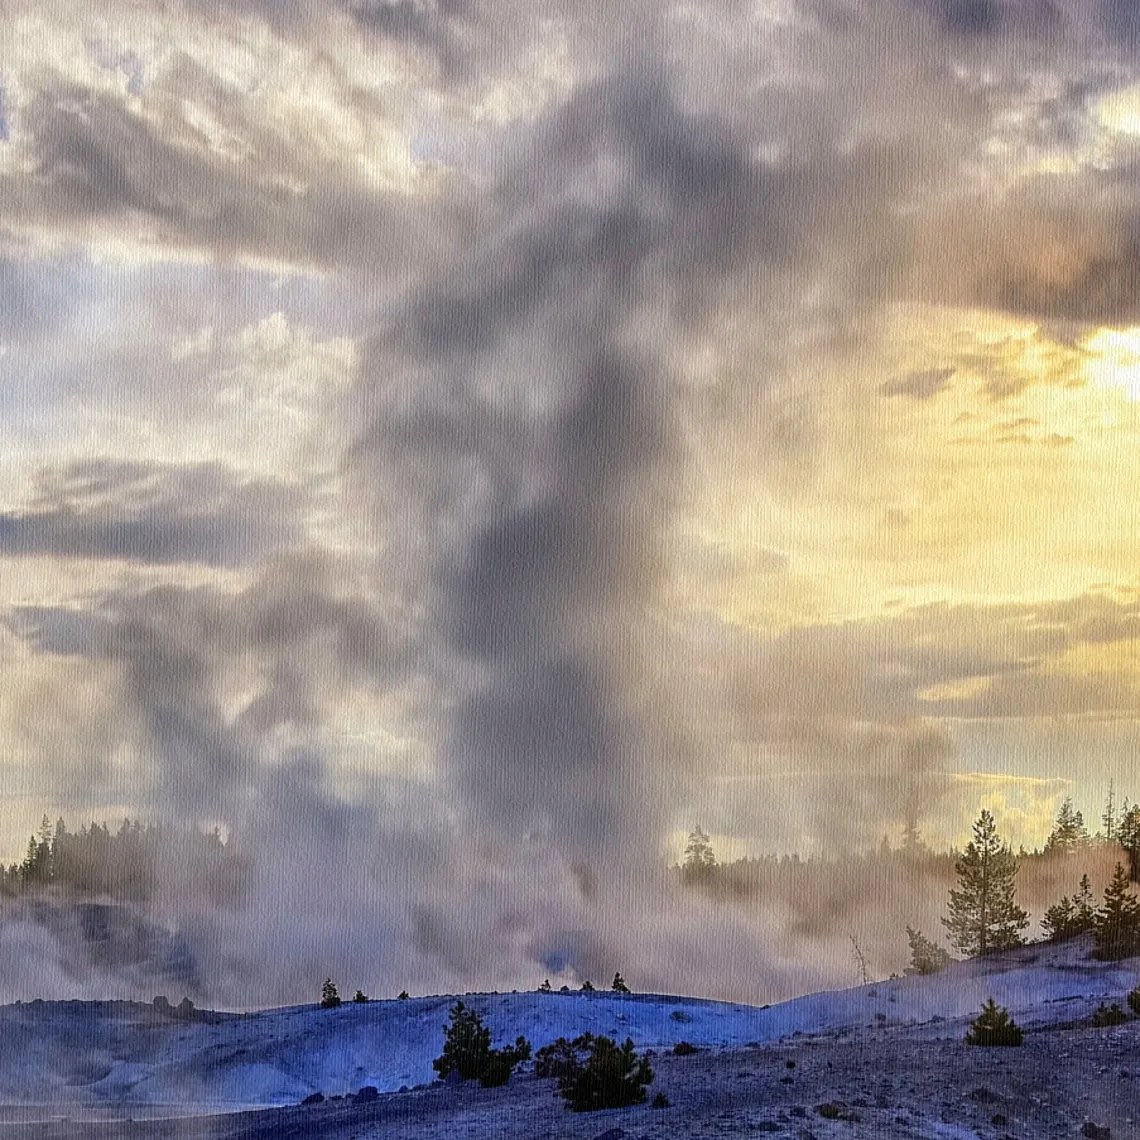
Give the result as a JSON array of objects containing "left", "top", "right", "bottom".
[
  {"left": 970, "top": 1086, "right": 1000, "bottom": 1102},
  {"left": 300, "top": 1092, "right": 324, "bottom": 1106},
  {"left": 790, "top": 1106, "right": 807, "bottom": 1118},
  {"left": 755, "top": 1123, "right": 781, "bottom": 1133},
  {"left": 1081, "top": 1124, "right": 1110, "bottom": 1140},
  {"left": 991, "top": 1114, "right": 1008, "bottom": 1126}
]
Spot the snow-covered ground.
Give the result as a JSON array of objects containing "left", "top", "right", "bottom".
[{"left": 2, "top": 935, "right": 1139, "bottom": 1138}]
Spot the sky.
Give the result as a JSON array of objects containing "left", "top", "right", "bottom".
[{"left": 2, "top": 0, "right": 1140, "bottom": 1003}]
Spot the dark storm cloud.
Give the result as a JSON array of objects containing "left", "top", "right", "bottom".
[
  {"left": 14, "top": 82, "right": 433, "bottom": 270},
  {"left": 880, "top": 367, "right": 956, "bottom": 399},
  {"left": 0, "top": 461, "right": 303, "bottom": 568}
]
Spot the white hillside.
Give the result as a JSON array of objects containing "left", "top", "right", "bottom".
[{"left": 0, "top": 935, "right": 1136, "bottom": 1114}]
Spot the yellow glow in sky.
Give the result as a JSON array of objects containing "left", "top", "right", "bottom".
[
  {"left": 1083, "top": 327, "right": 1140, "bottom": 401},
  {"left": 1096, "top": 83, "right": 1140, "bottom": 137}
]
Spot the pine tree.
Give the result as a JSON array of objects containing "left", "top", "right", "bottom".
[
  {"left": 904, "top": 927, "right": 953, "bottom": 974},
  {"left": 559, "top": 1036, "right": 655, "bottom": 1112},
  {"left": 682, "top": 828, "right": 717, "bottom": 883},
  {"left": 433, "top": 1002, "right": 492, "bottom": 1081},
  {"left": 1044, "top": 798, "right": 1088, "bottom": 854},
  {"left": 942, "top": 809, "right": 1029, "bottom": 957},
  {"left": 1042, "top": 873, "right": 1097, "bottom": 942},
  {"left": 965, "top": 998, "right": 1023, "bottom": 1046},
  {"left": 320, "top": 979, "right": 341, "bottom": 1009},
  {"left": 1042, "top": 895, "right": 1076, "bottom": 942},
  {"left": 1118, "top": 802, "right": 1140, "bottom": 881},
  {"left": 1093, "top": 863, "right": 1140, "bottom": 961},
  {"left": 901, "top": 819, "right": 923, "bottom": 856},
  {"left": 1074, "top": 874, "right": 1096, "bottom": 931},
  {"left": 432, "top": 1001, "right": 531, "bottom": 1086},
  {"left": 1102, "top": 780, "right": 1116, "bottom": 842}
]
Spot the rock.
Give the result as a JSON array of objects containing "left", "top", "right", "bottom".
[
  {"left": 991, "top": 1114, "right": 1008, "bottom": 1126},
  {"left": 1082, "top": 1124, "right": 1111, "bottom": 1140},
  {"left": 300, "top": 1092, "right": 324, "bottom": 1106},
  {"left": 355, "top": 1085, "right": 379, "bottom": 1103}
]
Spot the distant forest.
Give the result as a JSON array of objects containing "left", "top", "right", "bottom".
[
  {"left": 0, "top": 816, "right": 247, "bottom": 905},
  {"left": 676, "top": 788, "right": 1140, "bottom": 897},
  {"left": 4, "top": 788, "right": 1137, "bottom": 926}
]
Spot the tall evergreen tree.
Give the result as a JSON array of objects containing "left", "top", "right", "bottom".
[
  {"left": 682, "top": 828, "right": 717, "bottom": 883},
  {"left": 1117, "top": 802, "right": 1140, "bottom": 881},
  {"left": 1044, "top": 798, "right": 1088, "bottom": 854},
  {"left": 943, "top": 809, "right": 1029, "bottom": 957},
  {"left": 1093, "top": 863, "right": 1140, "bottom": 961},
  {"left": 1042, "top": 874, "right": 1097, "bottom": 942},
  {"left": 1102, "top": 780, "right": 1116, "bottom": 842}
]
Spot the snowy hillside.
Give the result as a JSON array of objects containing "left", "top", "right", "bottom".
[{"left": 1, "top": 934, "right": 1138, "bottom": 1119}]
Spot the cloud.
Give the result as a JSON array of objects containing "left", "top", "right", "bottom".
[
  {"left": 880, "top": 367, "right": 956, "bottom": 399},
  {"left": 0, "top": 461, "right": 305, "bottom": 568}
]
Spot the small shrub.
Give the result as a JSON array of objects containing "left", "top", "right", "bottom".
[
  {"left": 398, "top": 991, "right": 410, "bottom": 1000},
  {"left": 559, "top": 985, "right": 570, "bottom": 993},
  {"left": 965, "top": 998, "right": 1023, "bottom": 1047},
  {"left": 817, "top": 1103, "right": 842, "bottom": 1120},
  {"left": 612, "top": 972, "right": 630, "bottom": 993},
  {"left": 538, "top": 979, "right": 552, "bottom": 993},
  {"left": 1128, "top": 986, "right": 1140, "bottom": 1016},
  {"left": 433, "top": 1001, "right": 492, "bottom": 1081},
  {"left": 559, "top": 1035, "right": 654, "bottom": 1112},
  {"left": 535, "top": 1034, "right": 596, "bottom": 1079},
  {"left": 320, "top": 980, "right": 341, "bottom": 1009},
  {"left": 433, "top": 1001, "right": 530, "bottom": 1086},
  {"left": 904, "top": 927, "right": 953, "bottom": 976},
  {"left": 479, "top": 1054, "right": 512, "bottom": 1087},
  {"left": 651, "top": 1092, "right": 670, "bottom": 1108},
  {"left": 1091, "top": 1002, "right": 1128, "bottom": 1027},
  {"left": 673, "top": 1041, "right": 698, "bottom": 1056},
  {"left": 580, "top": 980, "right": 595, "bottom": 992},
  {"left": 352, "top": 990, "right": 369, "bottom": 1004}
]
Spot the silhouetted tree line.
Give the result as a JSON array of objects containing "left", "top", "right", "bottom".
[
  {"left": 677, "top": 784, "right": 1140, "bottom": 904},
  {"left": 0, "top": 814, "right": 246, "bottom": 905}
]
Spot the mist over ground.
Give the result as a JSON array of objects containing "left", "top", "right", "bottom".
[{"left": 1, "top": 0, "right": 1139, "bottom": 1006}]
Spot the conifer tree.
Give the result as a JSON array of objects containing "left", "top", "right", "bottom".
[
  {"left": 1074, "top": 873, "right": 1096, "bottom": 930},
  {"left": 1118, "top": 802, "right": 1140, "bottom": 881},
  {"left": 943, "top": 809, "right": 1029, "bottom": 957},
  {"left": 904, "top": 927, "right": 953, "bottom": 974},
  {"left": 1093, "top": 863, "right": 1140, "bottom": 961},
  {"left": 1042, "top": 873, "right": 1097, "bottom": 942},
  {"left": 1044, "top": 798, "right": 1088, "bottom": 854},
  {"left": 320, "top": 979, "right": 341, "bottom": 1009},
  {"left": 965, "top": 998, "right": 1023, "bottom": 1046},
  {"left": 682, "top": 828, "right": 717, "bottom": 883},
  {"left": 1102, "top": 780, "right": 1116, "bottom": 842}
]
